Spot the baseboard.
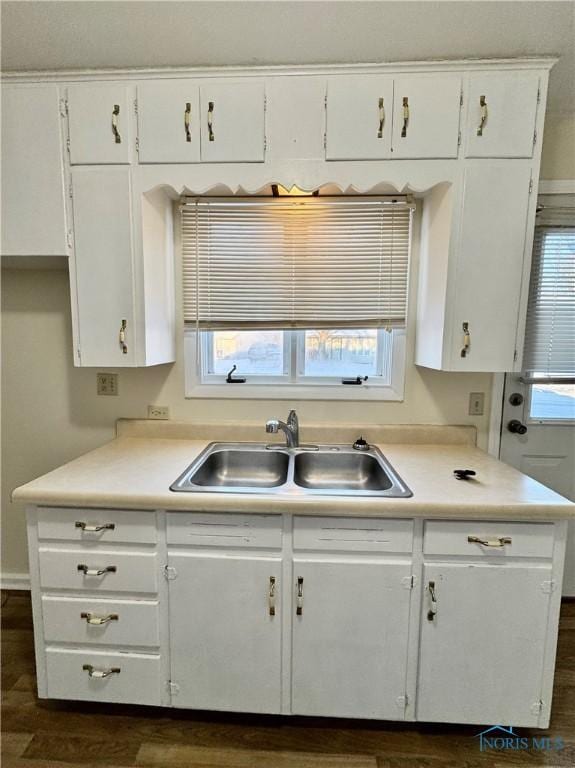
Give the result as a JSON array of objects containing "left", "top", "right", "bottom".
[{"left": 1, "top": 573, "right": 31, "bottom": 590}]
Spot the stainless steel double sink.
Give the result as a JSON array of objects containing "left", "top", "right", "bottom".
[{"left": 170, "top": 442, "right": 412, "bottom": 498}]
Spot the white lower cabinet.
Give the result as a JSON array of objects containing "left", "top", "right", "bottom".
[
  {"left": 168, "top": 552, "right": 283, "bottom": 713},
  {"left": 417, "top": 562, "right": 552, "bottom": 727},
  {"left": 291, "top": 558, "right": 412, "bottom": 719},
  {"left": 27, "top": 507, "right": 566, "bottom": 727}
]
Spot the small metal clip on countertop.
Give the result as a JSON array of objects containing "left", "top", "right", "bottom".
[
  {"left": 226, "top": 365, "right": 246, "bottom": 384},
  {"left": 453, "top": 469, "right": 477, "bottom": 481}
]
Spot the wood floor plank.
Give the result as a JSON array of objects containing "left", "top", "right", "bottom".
[
  {"left": 0, "top": 733, "right": 34, "bottom": 759},
  {"left": 21, "top": 733, "right": 140, "bottom": 766}
]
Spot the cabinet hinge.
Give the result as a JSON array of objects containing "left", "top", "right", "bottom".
[
  {"left": 513, "top": 349, "right": 518, "bottom": 363},
  {"left": 323, "top": 133, "right": 327, "bottom": 150},
  {"left": 541, "top": 580, "right": 556, "bottom": 594},
  {"left": 66, "top": 137, "right": 70, "bottom": 154},
  {"left": 59, "top": 98, "right": 68, "bottom": 118},
  {"left": 135, "top": 137, "right": 140, "bottom": 153},
  {"left": 402, "top": 575, "right": 416, "bottom": 590},
  {"left": 164, "top": 565, "right": 177, "bottom": 580},
  {"left": 531, "top": 700, "right": 543, "bottom": 715},
  {"left": 264, "top": 94, "right": 267, "bottom": 111},
  {"left": 66, "top": 230, "right": 73, "bottom": 250},
  {"left": 537, "top": 86, "right": 541, "bottom": 104},
  {"left": 264, "top": 135, "right": 267, "bottom": 151},
  {"left": 533, "top": 130, "right": 537, "bottom": 146},
  {"left": 324, "top": 93, "right": 328, "bottom": 108},
  {"left": 457, "top": 131, "right": 461, "bottom": 147},
  {"left": 168, "top": 680, "right": 180, "bottom": 696},
  {"left": 396, "top": 694, "right": 408, "bottom": 710},
  {"left": 134, "top": 98, "right": 138, "bottom": 115},
  {"left": 529, "top": 178, "right": 534, "bottom": 194},
  {"left": 68, "top": 181, "right": 73, "bottom": 200},
  {"left": 77, "top": 347, "right": 82, "bottom": 362},
  {"left": 460, "top": 91, "right": 463, "bottom": 107}
]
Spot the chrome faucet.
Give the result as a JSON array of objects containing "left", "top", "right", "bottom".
[{"left": 265, "top": 409, "right": 300, "bottom": 448}]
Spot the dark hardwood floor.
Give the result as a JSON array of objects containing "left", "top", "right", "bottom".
[{"left": 2, "top": 591, "right": 574, "bottom": 767}]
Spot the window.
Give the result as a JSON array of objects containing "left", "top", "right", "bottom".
[
  {"left": 182, "top": 196, "right": 413, "bottom": 398},
  {"left": 522, "top": 199, "right": 575, "bottom": 422}
]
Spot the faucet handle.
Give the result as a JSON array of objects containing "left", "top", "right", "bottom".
[{"left": 287, "top": 409, "right": 298, "bottom": 425}]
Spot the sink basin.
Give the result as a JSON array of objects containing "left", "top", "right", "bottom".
[
  {"left": 172, "top": 447, "right": 289, "bottom": 490},
  {"left": 294, "top": 451, "right": 393, "bottom": 491},
  {"left": 171, "top": 442, "right": 411, "bottom": 497}
]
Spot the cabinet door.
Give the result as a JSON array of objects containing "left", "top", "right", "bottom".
[
  {"left": 465, "top": 73, "right": 540, "bottom": 158},
  {"left": 168, "top": 553, "right": 282, "bottom": 713},
  {"left": 292, "top": 558, "right": 412, "bottom": 719},
  {"left": 71, "top": 167, "right": 136, "bottom": 366},
  {"left": 418, "top": 562, "right": 551, "bottom": 727},
  {"left": 68, "top": 85, "right": 132, "bottom": 164},
  {"left": 199, "top": 81, "right": 265, "bottom": 162},
  {"left": 137, "top": 81, "right": 200, "bottom": 163},
  {"left": 450, "top": 163, "right": 532, "bottom": 371},
  {"left": 325, "top": 76, "right": 393, "bottom": 160},
  {"left": 1, "top": 85, "right": 67, "bottom": 256},
  {"left": 392, "top": 75, "right": 461, "bottom": 159}
]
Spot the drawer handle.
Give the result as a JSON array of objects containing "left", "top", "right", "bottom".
[
  {"left": 377, "top": 97, "right": 385, "bottom": 138},
  {"left": 81, "top": 612, "right": 119, "bottom": 625},
  {"left": 296, "top": 576, "right": 304, "bottom": 616},
  {"left": 83, "top": 664, "right": 121, "bottom": 679},
  {"left": 401, "top": 97, "right": 409, "bottom": 137},
  {"left": 184, "top": 101, "right": 192, "bottom": 142},
  {"left": 207, "top": 101, "right": 215, "bottom": 141},
  {"left": 269, "top": 576, "right": 276, "bottom": 616},
  {"left": 119, "top": 319, "right": 128, "bottom": 354},
  {"left": 427, "top": 580, "right": 437, "bottom": 621},
  {"left": 477, "top": 95, "right": 488, "bottom": 136},
  {"left": 75, "top": 522, "right": 115, "bottom": 533},
  {"left": 111, "top": 104, "right": 121, "bottom": 144},
  {"left": 460, "top": 321, "right": 470, "bottom": 358},
  {"left": 468, "top": 536, "right": 512, "bottom": 548},
  {"left": 77, "top": 564, "right": 117, "bottom": 577}
]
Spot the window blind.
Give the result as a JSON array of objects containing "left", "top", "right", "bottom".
[
  {"left": 182, "top": 197, "right": 413, "bottom": 330},
  {"left": 522, "top": 216, "right": 575, "bottom": 378}
]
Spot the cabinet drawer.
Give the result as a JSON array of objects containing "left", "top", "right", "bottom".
[
  {"left": 293, "top": 517, "right": 413, "bottom": 553},
  {"left": 37, "top": 507, "right": 156, "bottom": 544},
  {"left": 167, "top": 513, "right": 282, "bottom": 549},
  {"left": 423, "top": 521, "right": 555, "bottom": 558},
  {"left": 45, "top": 648, "right": 162, "bottom": 704},
  {"left": 41, "top": 596, "right": 160, "bottom": 647},
  {"left": 38, "top": 548, "right": 159, "bottom": 593}
]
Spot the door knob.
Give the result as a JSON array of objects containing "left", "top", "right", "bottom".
[{"left": 508, "top": 419, "right": 527, "bottom": 435}]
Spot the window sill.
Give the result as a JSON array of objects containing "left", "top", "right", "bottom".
[{"left": 184, "top": 382, "right": 404, "bottom": 401}]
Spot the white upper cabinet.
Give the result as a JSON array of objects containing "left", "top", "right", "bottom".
[
  {"left": 464, "top": 72, "right": 540, "bottom": 158},
  {"left": 325, "top": 76, "right": 394, "bottom": 160},
  {"left": 449, "top": 163, "right": 532, "bottom": 371},
  {"left": 199, "top": 81, "right": 265, "bottom": 162},
  {"left": 137, "top": 81, "right": 200, "bottom": 163},
  {"left": 391, "top": 75, "right": 462, "bottom": 159},
  {"left": 67, "top": 84, "right": 133, "bottom": 164},
  {"left": 1, "top": 85, "right": 67, "bottom": 256}
]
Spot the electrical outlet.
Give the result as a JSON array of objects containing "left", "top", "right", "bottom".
[
  {"left": 97, "top": 373, "right": 118, "bottom": 396},
  {"left": 148, "top": 405, "right": 170, "bottom": 420},
  {"left": 469, "top": 392, "right": 485, "bottom": 416}
]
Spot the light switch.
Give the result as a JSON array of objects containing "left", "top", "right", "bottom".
[{"left": 469, "top": 392, "right": 484, "bottom": 416}]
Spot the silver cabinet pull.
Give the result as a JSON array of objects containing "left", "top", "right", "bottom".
[
  {"left": 185, "top": 102, "right": 192, "bottom": 142},
  {"left": 378, "top": 97, "right": 385, "bottom": 138},
  {"left": 468, "top": 535, "right": 512, "bottom": 548},
  {"left": 75, "top": 522, "right": 115, "bottom": 533},
  {"left": 460, "top": 322, "right": 470, "bottom": 358},
  {"left": 401, "top": 97, "right": 409, "bottom": 137},
  {"left": 111, "top": 104, "right": 121, "bottom": 144},
  {"left": 207, "top": 101, "right": 215, "bottom": 141},
  {"left": 427, "top": 580, "right": 437, "bottom": 621},
  {"left": 296, "top": 576, "right": 304, "bottom": 616},
  {"left": 81, "top": 612, "right": 118, "bottom": 625},
  {"left": 269, "top": 576, "right": 276, "bottom": 616},
  {"left": 119, "top": 319, "right": 127, "bottom": 354},
  {"left": 83, "top": 664, "right": 120, "bottom": 679},
  {"left": 477, "top": 95, "right": 488, "bottom": 136},
  {"left": 77, "top": 564, "right": 117, "bottom": 577}
]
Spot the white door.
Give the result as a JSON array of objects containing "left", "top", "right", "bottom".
[
  {"left": 325, "top": 76, "right": 394, "bottom": 160},
  {"left": 450, "top": 163, "right": 532, "bottom": 371},
  {"left": 137, "top": 81, "right": 200, "bottom": 163},
  {"left": 465, "top": 72, "right": 540, "bottom": 158},
  {"left": 68, "top": 85, "right": 132, "bottom": 164},
  {"left": 418, "top": 562, "right": 551, "bottom": 727},
  {"left": 292, "top": 558, "right": 412, "bottom": 719},
  {"left": 500, "top": 373, "right": 575, "bottom": 595},
  {"left": 71, "top": 167, "right": 136, "bottom": 366},
  {"left": 391, "top": 75, "right": 461, "bottom": 159},
  {"left": 199, "top": 81, "right": 265, "bottom": 162},
  {"left": 168, "top": 552, "right": 282, "bottom": 713},
  {"left": 1, "top": 85, "right": 68, "bottom": 256}
]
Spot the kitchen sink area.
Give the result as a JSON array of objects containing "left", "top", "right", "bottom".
[{"left": 170, "top": 442, "right": 412, "bottom": 497}]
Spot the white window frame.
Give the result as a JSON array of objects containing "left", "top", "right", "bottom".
[{"left": 184, "top": 327, "right": 406, "bottom": 401}]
